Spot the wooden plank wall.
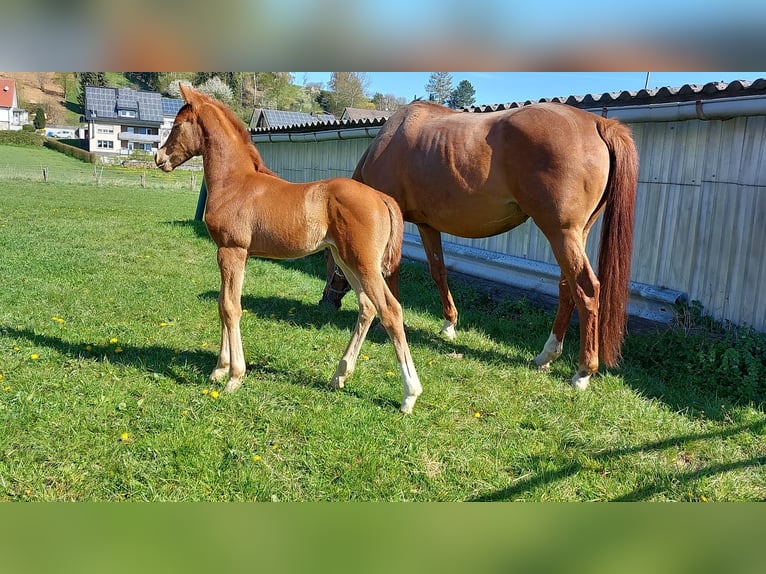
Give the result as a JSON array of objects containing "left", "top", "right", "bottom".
[{"left": 253, "top": 114, "right": 766, "bottom": 331}]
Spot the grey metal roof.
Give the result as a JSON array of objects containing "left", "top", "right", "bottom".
[
  {"left": 250, "top": 78, "right": 766, "bottom": 135},
  {"left": 250, "top": 108, "right": 336, "bottom": 130},
  {"left": 85, "top": 86, "right": 181, "bottom": 125},
  {"left": 465, "top": 78, "right": 766, "bottom": 113}
]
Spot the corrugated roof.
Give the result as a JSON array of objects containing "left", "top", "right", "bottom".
[
  {"left": 465, "top": 78, "right": 766, "bottom": 113},
  {"left": 250, "top": 79, "right": 766, "bottom": 134},
  {"left": 250, "top": 108, "right": 336, "bottom": 130}
]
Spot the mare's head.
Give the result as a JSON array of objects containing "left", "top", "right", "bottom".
[{"left": 155, "top": 83, "right": 205, "bottom": 172}]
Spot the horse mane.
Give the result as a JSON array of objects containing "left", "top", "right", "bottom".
[{"left": 197, "top": 91, "right": 277, "bottom": 177}]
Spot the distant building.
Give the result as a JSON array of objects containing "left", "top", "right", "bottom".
[
  {"left": 84, "top": 86, "right": 183, "bottom": 155},
  {"left": 249, "top": 108, "right": 335, "bottom": 130},
  {"left": 0, "top": 79, "right": 29, "bottom": 130}
]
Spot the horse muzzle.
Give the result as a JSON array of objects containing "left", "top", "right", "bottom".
[{"left": 154, "top": 149, "right": 174, "bottom": 172}]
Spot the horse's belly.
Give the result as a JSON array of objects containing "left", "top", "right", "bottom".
[{"left": 411, "top": 201, "right": 529, "bottom": 238}]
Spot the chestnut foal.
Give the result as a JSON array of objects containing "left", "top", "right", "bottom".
[{"left": 156, "top": 85, "right": 421, "bottom": 413}]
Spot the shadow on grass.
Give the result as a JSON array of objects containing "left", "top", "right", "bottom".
[
  {"left": 2, "top": 323, "right": 402, "bottom": 412},
  {"left": 469, "top": 418, "right": 766, "bottom": 501},
  {"left": 165, "top": 219, "right": 211, "bottom": 241},
  {"left": 265, "top": 253, "right": 766, "bottom": 422},
  {"left": 197, "top": 289, "right": 536, "bottom": 374}
]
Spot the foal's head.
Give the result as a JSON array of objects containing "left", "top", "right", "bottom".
[
  {"left": 155, "top": 84, "right": 204, "bottom": 172},
  {"left": 155, "top": 83, "right": 275, "bottom": 176}
]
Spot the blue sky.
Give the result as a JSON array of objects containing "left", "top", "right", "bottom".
[{"left": 294, "top": 72, "right": 766, "bottom": 107}]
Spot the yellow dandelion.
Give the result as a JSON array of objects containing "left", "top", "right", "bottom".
[
  {"left": 701, "top": 495, "right": 709, "bottom": 502},
  {"left": 181, "top": 409, "right": 189, "bottom": 417},
  {"left": 0, "top": 374, "right": 3, "bottom": 381},
  {"left": 120, "top": 432, "right": 130, "bottom": 442},
  {"left": 51, "top": 316, "right": 65, "bottom": 324},
  {"left": 252, "top": 455, "right": 261, "bottom": 462},
  {"left": 202, "top": 388, "right": 210, "bottom": 395},
  {"left": 109, "top": 337, "right": 118, "bottom": 344},
  {"left": 362, "top": 355, "right": 370, "bottom": 361},
  {"left": 30, "top": 353, "right": 39, "bottom": 361},
  {"left": 210, "top": 390, "right": 220, "bottom": 399},
  {"left": 386, "top": 371, "right": 395, "bottom": 377},
  {"left": 12, "top": 345, "right": 20, "bottom": 352},
  {"left": 201, "top": 342, "right": 208, "bottom": 348},
  {"left": 3, "top": 386, "right": 10, "bottom": 392},
  {"left": 114, "top": 347, "right": 123, "bottom": 354},
  {"left": 474, "top": 411, "right": 482, "bottom": 418},
  {"left": 159, "top": 321, "right": 168, "bottom": 327}
]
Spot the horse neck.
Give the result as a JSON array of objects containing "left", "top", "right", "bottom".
[{"left": 197, "top": 105, "right": 260, "bottom": 190}]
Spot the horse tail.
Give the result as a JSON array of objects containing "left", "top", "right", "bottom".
[
  {"left": 595, "top": 117, "right": 639, "bottom": 367},
  {"left": 381, "top": 195, "right": 404, "bottom": 278}
]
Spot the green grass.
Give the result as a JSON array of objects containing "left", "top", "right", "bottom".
[
  {"left": 1, "top": 180, "right": 765, "bottom": 501},
  {"left": 0, "top": 144, "right": 201, "bottom": 189}
]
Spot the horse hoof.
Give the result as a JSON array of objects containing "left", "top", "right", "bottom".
[
  {"left": 570, "top": 373, "right": 591, "bottom": 390},
  {"left": 534, "top": 355, "right": 552, "bottom": 370},
  {"left": 210, "top": 368, "right": 228, "bottom": 382},
  {"left": 399, "top": 395, "right": 418, "bottom": 414},
  {"left": 223, "top": 378, "right": 243, "bottom": 393},
  {"left": 440, "top": 321, "right": 457, "bottom": 340}
]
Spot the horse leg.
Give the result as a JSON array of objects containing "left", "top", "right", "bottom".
[
  {"left": 331, "top": 288, "right": 377, "bottom": 390},
  {"left": 534, "top": 274, "right": 575, "bottom": 369},
  {"left": 417, "top": 224, "right": 458, "bottom": 339},
  {"left": 377, "top": 287, "right": 422, "bottom": 414},
  {"left": 212, "top": 246, "right": 248, "bottom": 393},
  {"left": 548, "top": 231, "right": 600, "bottom": 390},
  {"left": 319, "top": 248, "right": 349, "bottom": 308},
  {"left": 365, "top": 274, "right": 422, "bottom": 413}
]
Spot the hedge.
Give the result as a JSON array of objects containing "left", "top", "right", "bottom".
[
  {"left": 43, "top": 137, "right": 97, "bottom": 164},
  {"left": 0, "top": 130, "right": 45, "bottom": 146}
]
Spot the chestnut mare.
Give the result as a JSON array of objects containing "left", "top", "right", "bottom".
[
  {"left": 156, "top": 85, "right": 422, "bottom": 413},
  {"left": 321, "top": 101, "right": 638, "bottom": 390}
]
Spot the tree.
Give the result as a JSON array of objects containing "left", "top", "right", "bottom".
[
  {"left": 425, "top": 72, "right": 453, "bottom": 105},
  {"left": 197, "top": 76, "right": 234, "bottom": 103},
  {"left": 256, "top": 72, "right": 303, "bottom": 110},
  {"left": 447, "top": 79, "right": 476, "bottom": 109},
  {"left": 327, "top": 72, "right": 372, "bottom": 116},
  {"left": 372, "top": 92, "right": 406, "bottom": 112},
  {"left": 33, "top": 106, "right": 46, "bottom": 130}
]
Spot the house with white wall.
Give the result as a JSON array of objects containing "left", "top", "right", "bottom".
[
  {"left": 0, "top": 78, "right": 29, "bottom": 130},
  {"left": 84, "top": 86, "right": 182, "bottom": 155}
]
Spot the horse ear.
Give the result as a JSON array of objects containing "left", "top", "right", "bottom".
[{"left": 179, "top": 83, "right": 198, "bottom": 105}]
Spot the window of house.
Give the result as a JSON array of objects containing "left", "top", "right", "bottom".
[
  {"left": 97, "top": 140, "right": 114, "bottom": 149},
  {"left": 118, "top": 110, "right": 137, "bottom": 118}
]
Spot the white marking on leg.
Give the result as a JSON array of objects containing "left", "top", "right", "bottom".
[
  {"left": 440, "top": 320, "right": 457, "bottom": 340},
  {"left": 570, "top": 372, "right": 591, "bottom": 390},
  {"left": 399, "top": 363, "right": 422, "bottom": 414},
  {"left": 535, "top": 331, "right": 563, "bottom": 369}
]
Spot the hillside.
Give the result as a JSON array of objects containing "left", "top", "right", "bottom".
[{"left": 0, "top": 72, "right": 79, "bottom": 126}]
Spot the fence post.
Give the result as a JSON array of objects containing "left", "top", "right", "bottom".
[
  {"left": 42, "top": 166, "right": 48, "bottom": 182},
  {"left": 195, "top": 178, "right": 207, "bottom": 221}
]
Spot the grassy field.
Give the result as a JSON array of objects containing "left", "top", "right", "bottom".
[
  {"left": 1, "top": 172, "right": 765, "bottom": 500},
  {"left": 0, "top": 143, "right": 201, "bottom": 190}
]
